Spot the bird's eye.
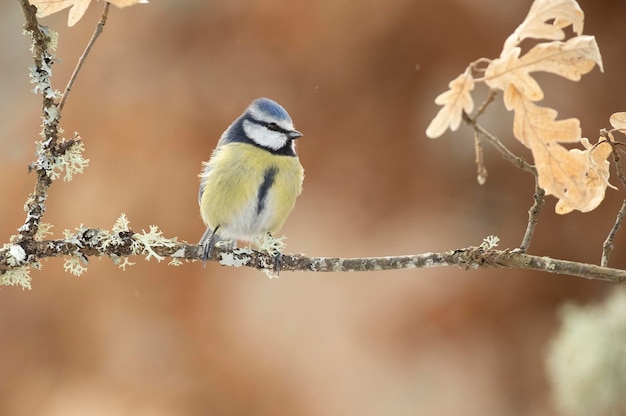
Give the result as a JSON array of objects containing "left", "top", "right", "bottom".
[{"left": 266, "top": 123, "right": 280, "bottom": 131}]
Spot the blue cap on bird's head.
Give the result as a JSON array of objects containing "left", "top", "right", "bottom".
[{"left": 248, "top": 97, "right": 293, "bottom": 125}]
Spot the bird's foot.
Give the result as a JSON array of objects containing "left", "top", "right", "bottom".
[
  {"left": 201, "top": 240, "right": 214, "bottom": 268},
  {"left": 254, "top": 233, "right": 287, "bottom": 277}
]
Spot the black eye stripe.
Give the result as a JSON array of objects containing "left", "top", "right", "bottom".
[
  {"left": 266, "top": 122, "right": 281, "bottom": 131},
  {"left": 250, "top": 117, "right": 287, "bottom": 133},
  {"left": 264, "top": 122, "right": 287, "bottom": 133}
]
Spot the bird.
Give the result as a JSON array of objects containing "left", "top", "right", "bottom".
[{"left": 198, "top": 97, "right": 304, "bottom": 268}]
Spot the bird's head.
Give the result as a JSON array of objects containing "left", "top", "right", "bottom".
[{"left": 241, "top": 98, "right": 302, "bottom": 152}]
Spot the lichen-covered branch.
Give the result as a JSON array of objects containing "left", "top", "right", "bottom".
[
  {"left": 19, "top": 0, "right": 62, "bottom": 239},
  {"left": 2, "top": 230, "right": 626, "bottom": 288},
  {"left": 16, "top": 2, "right": 93, "bottom": 244}
]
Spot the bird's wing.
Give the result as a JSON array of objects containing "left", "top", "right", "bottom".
[
  {"left": 198, "top": 160, "right": 211, "bottom": 206},
  {"left": 198, "top": 182, "right": 205, "bottom": 207}
]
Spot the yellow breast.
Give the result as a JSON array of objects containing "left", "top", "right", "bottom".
[{"left": 199, "top": 142, "right": 304, "bottom": 241}]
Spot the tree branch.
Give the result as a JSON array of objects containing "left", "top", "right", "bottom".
[
  {"left": 474, "top": 129, "right": 488, "bottom": 185},
  {"left": 2, "top": 231, "right": 626, "bottom": 284},
  {"left": 519, "top": 184, "right": 546, "bottom": 252},
  {"left": 601, "top": 132, "right": 626, "bottom": 266},
  {"left": 19, "top": 0, "right": 61, "bottom": 240},
  {"left": 58, "top": 2, "right": 110, "bottom": 112}
]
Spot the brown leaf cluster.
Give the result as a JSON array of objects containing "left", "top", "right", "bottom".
[{"left": 426, "top": 0, "right": 615, "bottom": 214}]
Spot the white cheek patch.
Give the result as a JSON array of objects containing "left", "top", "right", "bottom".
[{"left": 243, "top": 119, "right": 288, "bottom": 150}]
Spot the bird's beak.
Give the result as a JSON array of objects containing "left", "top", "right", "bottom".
[{"left": 288, "top": 129, "right": 303, "bottom": 139}]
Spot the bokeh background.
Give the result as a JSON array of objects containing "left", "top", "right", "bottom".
[{"left": 1, "top": 0, "right": 625, "bottom": 414}]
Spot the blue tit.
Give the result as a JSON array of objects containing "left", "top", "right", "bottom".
[{"left": 198, "top": 97, "right": 304, "bottom": 265}]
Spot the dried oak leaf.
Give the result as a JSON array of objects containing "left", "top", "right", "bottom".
[
  {"left": 505, "top": 85, "right": 580, "bottom": 148},
  {"left": 485, "top": 36, "right": 603, "bottom": 102},
  {"left": 506, "top": 86, "right": 604, "bottom": 213},
  {"left": 426, "top": 72, "right": 474, "bottom": 139},
  {"left": 31, "top": 0, "right": 90, "bottom": 26},
  {"left": 30, "top": 0, "right": 147, "bottom": 27},
  {"left": 610, "top": 112, "right": 626, "bottom": 134},
  {"left": 507, "top": 87, "right": 613, "bottom": 214},
  {"left": 555, "top": 139, "right": 614, "bottom": 214},
  {"left": 502, "top": 0, "right": 584, "bottom": 53}
]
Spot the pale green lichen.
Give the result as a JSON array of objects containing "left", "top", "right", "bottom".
[
  {"left": 35, "top": 222, "right": 54, "bottom": 240},
  {"left": 26, "top": 25, "right": 60, "bottom": 101},
  {"left": 168, "top": 258, "right": 183, "bottom": 267},
  {"left": 112, "top": 213, "right": 130, "bottom": 233},
  {"left": 43, "top": 26, "right": 59, "bottom": 52},
  {"left": 101, "top": 213, "right": 130, "bottom": 251},
  {"left": 131, "top": 225, "right": 178, "bottom": 262},
  {"left": 62, "top": 224, "right": 87, "bottom": 247},
  {"left": 103, "top": 214, "right": 179, "bottom": 269},
  {"left": 47, "top": 137, "right": 90, "bottom": 182},
  {"left": 1, "top": 267, "right": 32, "bottom": 290},
  {"left": 547, "top": 288, "right": 626, "bottom": 416},
  {"left": 63, "top": 257, "right": 88, "bottom": 276},
  {"left": 253, "top": 233, "right": 287, "bottom": 257},
  {"left": 110, "top": 254, "right": 135, "bottom": 271},
  {"left": 479, "top": 235, "right": 500, "bottom": 250}
]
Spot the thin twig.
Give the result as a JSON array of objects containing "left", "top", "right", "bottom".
[
  {"left": 603, "top": 130, "right": 626, "bottom": 189},
  {"left": 601, "top": 132, "right": 626, "bottom": 266},
  {"left": 58, "top": 2, "right": 111, "bottom": 112},
  {"left": 469, "top": 93, "right": 491, "bottom": 185},
  {"left": 471, "top": 90, "right": 497, "bottom": 184},
  {"left": 462, "top": 112, "right": 537, "bottom": 176},
  {"left": 518, "top": 183, "right": 545, "bottom": 252},
  {"left": 474, "top": 88, "right": 498, "bottom": 119},
  {"left": 602, "top": 199, "right": 626, "bottom": 267},
  {"left": 474, "top": 130, "right": 488, "bottom": 185}
]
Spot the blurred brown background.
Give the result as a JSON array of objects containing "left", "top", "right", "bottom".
[{"left": 1, "top": 0, "right": 625, "bottom": 414}]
